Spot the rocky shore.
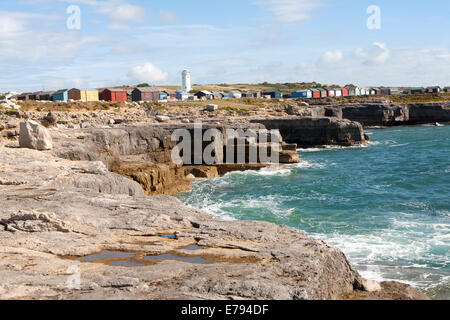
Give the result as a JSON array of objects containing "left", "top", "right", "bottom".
[
  {"left": 0, "top": 145, "right": 428, "bottom": 300},
  {"left": 1, "top": 101, "right": 445, "bottom": 300}
]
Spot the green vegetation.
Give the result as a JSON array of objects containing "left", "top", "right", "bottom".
[{"left": 389, "top": 93, "right": 450, "bottom": 103}]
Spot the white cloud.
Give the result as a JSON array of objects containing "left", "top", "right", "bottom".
[
  {"left": 254, "top": 0, "right": 322, "bottom": 23},
  {"left": 24, "top": 0, "right": 147, "bottom": 29},
  {"left": 109, "top": 4, "right": 146, "bottom": 29},
  {"left": 128, "top": 62, "right": 168, "bottom": 83},
  {"left": 0, "top": 10, "right": 99, "bottom": 61},
  {"left": 355, "top": 42, "right": 390, "bottom": 65},
  {"left": 320, "top": 50, "right": 343, "bottom": 64}
]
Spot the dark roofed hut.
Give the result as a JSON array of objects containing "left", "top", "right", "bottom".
[
  {"left": 131, "top": 87, "right": 160, "bottom": 102},
  {"left": 17, "top": 92, "right": 32, "bottom": 101},
  {"left": 39, "top": 91, "right": 55, "bottom": 101},
  {"left": 426, "top": 86, "right": 441, "bottom": 93},
  {"left": 29, "top": 91, "right": 43, "bottom": 100}
]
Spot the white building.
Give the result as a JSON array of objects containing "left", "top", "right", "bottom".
[{"left": 182, "top": 70, "right": 192, "bottom": 93}]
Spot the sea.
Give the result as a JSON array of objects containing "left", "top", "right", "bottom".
[{"left": 177, "top": 125, "right": 449, "bottom": 299}]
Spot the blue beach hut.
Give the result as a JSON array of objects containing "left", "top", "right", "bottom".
[{"left": 52, "top": 89, "right": 69, "bottom": 102}]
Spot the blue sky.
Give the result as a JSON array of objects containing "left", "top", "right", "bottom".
[{"left": 0, "top": 0, "right": 449, "bottom": 92}]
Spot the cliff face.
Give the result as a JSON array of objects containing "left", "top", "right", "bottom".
[
  {"left": 0, "top": 146, "right": 429, "bottom": 300},
  {"left": 339, "top": 102, "right": 450, "bottom": 126},
  {"left": 50, "top": 123, "right": 299, "bottom": 195},
  {"left": 251, "top": 117, "right": 366, "bottom": 147}
]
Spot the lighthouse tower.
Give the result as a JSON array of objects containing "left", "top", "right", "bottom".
[{"left": 181, "top": 70, "right": 192, "bottom": 93}]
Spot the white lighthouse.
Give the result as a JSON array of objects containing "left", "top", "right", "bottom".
[{"left": 181, "top": 70, "right": 192, "bottom": 93}]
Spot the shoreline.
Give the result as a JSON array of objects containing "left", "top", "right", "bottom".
[{"left": 176, "top": 126, "right": 448, "bottom": 299}]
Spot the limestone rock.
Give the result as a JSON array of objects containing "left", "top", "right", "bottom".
[
  {"left": 0, "top": 210, "right": 71, "bottom": 233},
  {"left": 361, "top": 279, "right": 382, "bottom": 292},
  {"left": 251, "top": 117, "right": 366, "bottom": 148},
  {"left": 19, "top": 120, "right": 53, "bottom": 150},
  {"left": 206, "top": 104, "right": 218, "bottom": 112},
  {"left": 156, "top": 115, "right": 170, "bottom": 123},
  {"left": 44, "top": 112, "right": 57, "bottom": 127}
]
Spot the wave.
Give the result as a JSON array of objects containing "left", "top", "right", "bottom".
[{"left": 297, "top": 143, "right": 373, "bottom": 153}]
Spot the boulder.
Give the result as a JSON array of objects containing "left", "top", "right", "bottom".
[
  {"left": 6, "top": 119, "right": 18, "bottom": 129},
  {"left": 19, "top": 120, "right": 53, "bottom": 150},
  {"left": 44, "top": 112, "right": 57, "bottom": 126},
  {"left": 361, "top": 279, "right": 382, "bottom": 292},
  {"left": 156, "top": 115, "right": 170, "bottom": 123},
  {"left": 206, "top": 104, "right": 218, "bottom": 112}
]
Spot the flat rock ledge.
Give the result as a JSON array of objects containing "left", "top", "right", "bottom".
[{"left": 0, "top": 146, "right": 429, "bottom": 300}]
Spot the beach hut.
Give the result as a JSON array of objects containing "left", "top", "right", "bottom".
[
  {"left": 68, "top": 88, "right": 99, "bottom": 102},
  {"left": 335, "top": 88, "right": 342, "bottom": 97},
  {"left": 443, "top": 87, "right": 450, "bottom": 93},
  {"left": 380, "top": 88, "right": 391, "bottom": 95},
  {"left": 341, "top": 88, "right": 349, "bottom": 97},
  {"left": 17, "top": 92, "right": 32, "bottom": 101},
  {"left": 318, "top": 88, "right": 327, "bottom": 98},
  {"left": 261, "top": 89, "right": 281, "bottom": 99},
  {"left": 242, "top": 91, "right": 261, "bottom": 98},
  {"left": 39, "top": 91, "right": 55, "bottom": 101},
  {"left": 194, "top": 90, "right": 213, "bottom": 100},
  {"left": 52, "top": 89, "right": 69, "bottom": 102},
  {"left": 212, "top": 92, "right": 225, "bottom": 99},
  {"left": 176, "top": 90, "right": 189, "bottom": 101},
  {"left": 131, "top": 88, "right": 160, "bottom": 102},
  {"left": 29, "top": 91, "right": 43, "bottom": 100},
  {"left": 374, "top": 88, "right": 383, "bottom": 95},
  {"left": 100, "top": 88, "right": 127, "bottom": 102},
  {"left": 408, "top": 87, "right": 424, "bottom": 95},
  {"left": 425, "top": 86, "right": 441, "bottom": 93},
  {"left": 228, "top": 90, "right": 242, "bottom": 99},
  {"left": 291, "top": 89, "right": 312, "bottom": 99},
  {"left": 311, "top": 89, "right": 321, "bottom": 99},
  {"left": 347, "top": 87, "right": 356, "bottom": 96},
  {"left": 324, "top": 88, "right": 335, "bottom": 97}
]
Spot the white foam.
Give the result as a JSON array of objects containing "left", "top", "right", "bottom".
[{"left": 297, "top": 144, "right": 370, "bottom": 153}]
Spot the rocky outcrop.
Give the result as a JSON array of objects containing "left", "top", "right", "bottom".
[
  {"left": 338, "top": 102, "right": 450, "bottom": 126},
  {"left": 251, "top": 117, "right": 366, "bottom": 147},
  {"left": 407, "top": 102, "right": 450, "bottom": 124},
  {"left": 109, "top": 161, "right": 192, "bottom": 195},
  {"left": 49, "top": 123, "right": 299, "bottom": 195},
  {"left": 19, "top": 120, "right": 53, "bottom": 150},
  {"left": 0, "top": 146, "right": 427, "bottom": 300}
]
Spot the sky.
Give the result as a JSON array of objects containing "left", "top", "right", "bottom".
[{"left": 0, "top": 0, "right": 449, "bottom": 92}]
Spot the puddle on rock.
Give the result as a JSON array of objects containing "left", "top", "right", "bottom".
[
  {"left": 157, "top": 234, "right": 176, "bottom": 239},
  {"left": 70, "top": 245, "right": 211, "bottom": 267},
  {"left": 74, "top": 251, "right": 135, "bottom": 262},
  {"left": 144, "top": 253, "right": 210, "bottom": 264},
  {"left": 181, "top": 244, "right": 202, "bottom": 251}
]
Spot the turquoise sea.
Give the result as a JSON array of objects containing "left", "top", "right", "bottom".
[{"left": 177, "top": 125, "right": 450, "bottom": 299}]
